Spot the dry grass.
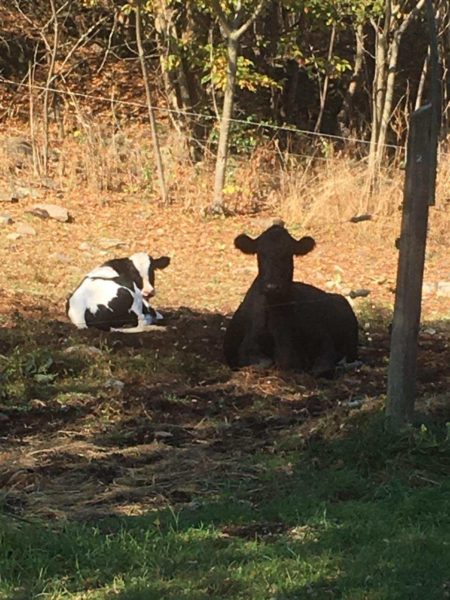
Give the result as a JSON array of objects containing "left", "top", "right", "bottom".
[{"left": 2, "top": 114, "right": 449, "bottom": 226}]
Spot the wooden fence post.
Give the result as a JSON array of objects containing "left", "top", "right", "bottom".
[
  {"left": 385, "top": 0, "right": 440, "bottom": 430},
  {"left": 385, "top": 106, "right": 432, "bottom": 429}
]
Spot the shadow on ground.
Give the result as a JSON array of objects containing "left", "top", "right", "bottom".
[
  {"left": 0, "top": 303, "right": 449, "bottom": 598},
  {"left": 0, "top": 304, "right": 448, "bottom": 520}
]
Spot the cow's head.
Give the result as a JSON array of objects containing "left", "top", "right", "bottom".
[
  {"left": 234, "top": 224, "right": 315, "bottom": 299},
  {"left": 130, "top": 252, "right": 171, "bottom": 299}
]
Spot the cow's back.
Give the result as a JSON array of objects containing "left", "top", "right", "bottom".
[{"left": 291, "top": 282, "right": 358, "bottom": 362}]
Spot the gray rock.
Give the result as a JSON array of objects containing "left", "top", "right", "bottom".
[
  {"left": 50, "top": 252, "right": 71, "bottom": 263},
  {"left": 340, "top": 397, "right": 366, "bottom": 408},
  {"left": 349, "top": 289, "right": 371, "bottom": 299},
  {"left": 41, "top": 177, "right": 60, "bottom": 190},
  {"left": 104, "top": 378, "right": 125, "bottom": 392},
  {"left": 437, "top": 281, "right": 450, "bottom": 298},
  {"left": 64, "top": 345, "right": 103, "bottom": 357},
  {"left": 99, "top": 238, "right": 127, "bottom": 250},
  {"left": 29, "top": 203, "right": 71, "bottom": 222},
  {"left": 350, "top": 214, "right": 372, "bottom": 223},
  {"left": 5, "top": 136, "right": 33, "bottom": 158},
  {"left": 422, "top": 282, "right": 437, "bottom": 295},
  {"left": 0, "top": 214, "right": 13, "bottom": 225},
  {"left": 422, "top": 327, "right": 436, "bottom": 335},
  {"left": 0, "top": 191, "right": 19, "bottom": 203},
  {"left": 12, "top": 187, "right": 37, "bottom": 201},
  {"left": 16, "top": 223, "right": 37, "bottom": 236},
  {"left": 79, "top": 242, "right": 93, "bottom": 251}
]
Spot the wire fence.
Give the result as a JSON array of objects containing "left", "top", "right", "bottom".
[
  {"left": 1, "top": 75, "right": 449, "bottom": 183},
  {"left": 0, "top": 76, "right": 408, "bottom": 153}
]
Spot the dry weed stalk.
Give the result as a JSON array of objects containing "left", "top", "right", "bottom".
[{"left": 8, "top": 109, "right": 449, "bottom": 228}]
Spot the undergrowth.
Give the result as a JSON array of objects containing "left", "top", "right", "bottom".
[
  {"left": 0, "top": 411, "right": 449, "bottom": 600},
  {"left": 2, "top": 121, "right": 449, "bottom": 224},
  {"left": 0, "top": 308, "right": 449, "bottom": 600}
]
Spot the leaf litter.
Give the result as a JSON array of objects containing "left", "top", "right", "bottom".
[{"left": 0, "top": 198, "right": 448, "bottom": 522}]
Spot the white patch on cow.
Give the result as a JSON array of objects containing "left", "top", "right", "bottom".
[
  {"left": 130, "top": 252, "right": 154, "bottom": 296},
  {"left": 67, "top": 278, "right": 127, "bottom": 329},
  {"left": 142, "top": 297, "right": 163, "bottom": 324},
  {"left": 144, "top": 310, "right": 163, "bottom": 323},
  {"left": 129, "top": 282, "right": 145, "bottom": 323},
  {"left": 87, "top": 265, "right": 119, "bottom": 279},
  {"left": 67, "top": 254, "right": 165, "bottom": 331}
]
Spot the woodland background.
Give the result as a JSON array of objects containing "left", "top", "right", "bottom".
[
  {"left": 0, "top": 0, "right": 449, "bottom": 215},
  {"left": 0, "top": 3, "right": 449, "bottom": 599}
]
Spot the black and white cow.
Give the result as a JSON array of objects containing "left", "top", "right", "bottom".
[
  {"left": 67, "top": 252, "right": 170, "bottom": 332},
  {"left": 223, "top": 224, "right": 358, "bottom": 377}
]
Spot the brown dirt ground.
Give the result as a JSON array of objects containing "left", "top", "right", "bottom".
[{"left": 0, "top": 191, "right": 449, "bottom": 521}]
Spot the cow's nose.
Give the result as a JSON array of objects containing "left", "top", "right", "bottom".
[{"left": 264, "top": 283, "right": 280, "bottom": 294}]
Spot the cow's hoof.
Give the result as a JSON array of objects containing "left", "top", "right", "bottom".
[
  {"left": 239, "top": 357, "right": 273, "bottom": 369},
  {"left": 337, "top": 359, "right": 363, "bottom": 372},
  {"left": 255, "top": 357, "right": 274, "bottom": 369},
  {"left": 312, "top": 362, "right": 335, "bottom": 379}
]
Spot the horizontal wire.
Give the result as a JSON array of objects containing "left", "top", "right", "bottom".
[{"left": 0, "top": 76, "right": 407, "bottom": 151}]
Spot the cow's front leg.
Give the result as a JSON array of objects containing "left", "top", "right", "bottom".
[
  {"left": 273, "top": 335, "right": 303, "bottom": 371},
  {"left": 311, "top": 335, "right": 338, "bottom": 378},
  {"left": 238, "top": 332, "right": 273, "bottom": 368},
  {"left": 270, "top": 315, "right": 306, "bottom": 371}
]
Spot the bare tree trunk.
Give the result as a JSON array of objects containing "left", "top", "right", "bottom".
[
  {"left": 154, "top": 0, "right": 203, "bottom": 162},
  {"left": 338, "top": 22, "right": 365, "bottom": 136},
  {"left": 368, "top": 1, "right": 390, "bottom": 178},
  {"left": 314, "top": 23, "right": 336, "bottom": 133},
  {"left": 135, "top": 0, "right": 169, "bottom": 205},
  {"left": 376, "top": 0, "right": 426, "bottom": 164},
  {"left": 28, "top": 60, "right": 41, "bottom": 177},
  {"left": 154, "top": 4, "right": 181, "bottom": 128},
  {"left": 211, "top": 36, "right": 238, "bottom": 213},
  {"left": 42, "top": 0, "right": 58, "bottom": 176},
  {"left": 210, "top": 0, "right": 267, "bottom": 214},
  {"left": 433, "top": 0, "right": 448, "bottom": 131},
  {"left": 369, "top": 0, "right": 426, "bottom": 190},
  {"left": 415, "top": 48, "right": 430, "bottom": 110}
]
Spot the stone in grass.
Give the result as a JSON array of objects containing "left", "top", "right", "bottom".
[
  {"left": 6, "top": 232, "right": 21, "bottom": 241},
  {"left": 64, "top": 344, "right": 103, "bottom": 357},
  {"left": 0, "top": 214, "right": 13, "bottom": 225},
  {"left": 437, "top": 282, "right": 450, "bottom": 298},
  {"left": 349, "top": 214, "right": 372, "bottom": 223},
  {"left": 12, "top": 187, "right": 38, "bottom": 201},
  {"left": 16, "top": 223, "right": 37, "bottom": 236},
  {"left": 79, "top": 242, "right": 93, "bottom": 251},
  {"left": 348, "top": 289, "right": 371, "bottom": 299},
  {"left": 29, "top": 203, "right": 71, "bottom": 223},
  {"left": 422, "top": 282, "right": 437, "bottom": 296},
  {"left": 99, "top": 238, "right": 127, "bottom": 250},
  {"left": 0, "top": 191, "right": 19, "bottom": 203},
  {"left": 50, "top": 252, "right": 71, "bottom": 263},
  {"left": 104, "top": 378, "right": 125, "bottom": 392}
]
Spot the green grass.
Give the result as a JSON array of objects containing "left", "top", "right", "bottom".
[
  {"left": 1, "top": 311, "right": 449, "bottom": 600},
  {"left": 1, "top": 414, "right": 449, "bottom": 600}
]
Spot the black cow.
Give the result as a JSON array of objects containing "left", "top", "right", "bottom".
[{"left": 223, "top": 224, "right": 358, "bottom": 377}]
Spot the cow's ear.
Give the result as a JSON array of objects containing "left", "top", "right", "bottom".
[
  {"left": 153, "top": 256, "right": 171, "bottom": 269},
  {"left": 234, "top": 234, "right": 257, "bottom": 254},
  {"left": 293, "top": 236, "right": 315, "bottom": 256}
]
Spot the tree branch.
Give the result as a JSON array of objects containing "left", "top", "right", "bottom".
[
  {"left": 210, "top": 0, "right": 232, "bottom": 37},
  {"left": 234, "top": 0, "right": 268, "bottom": 39}
]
